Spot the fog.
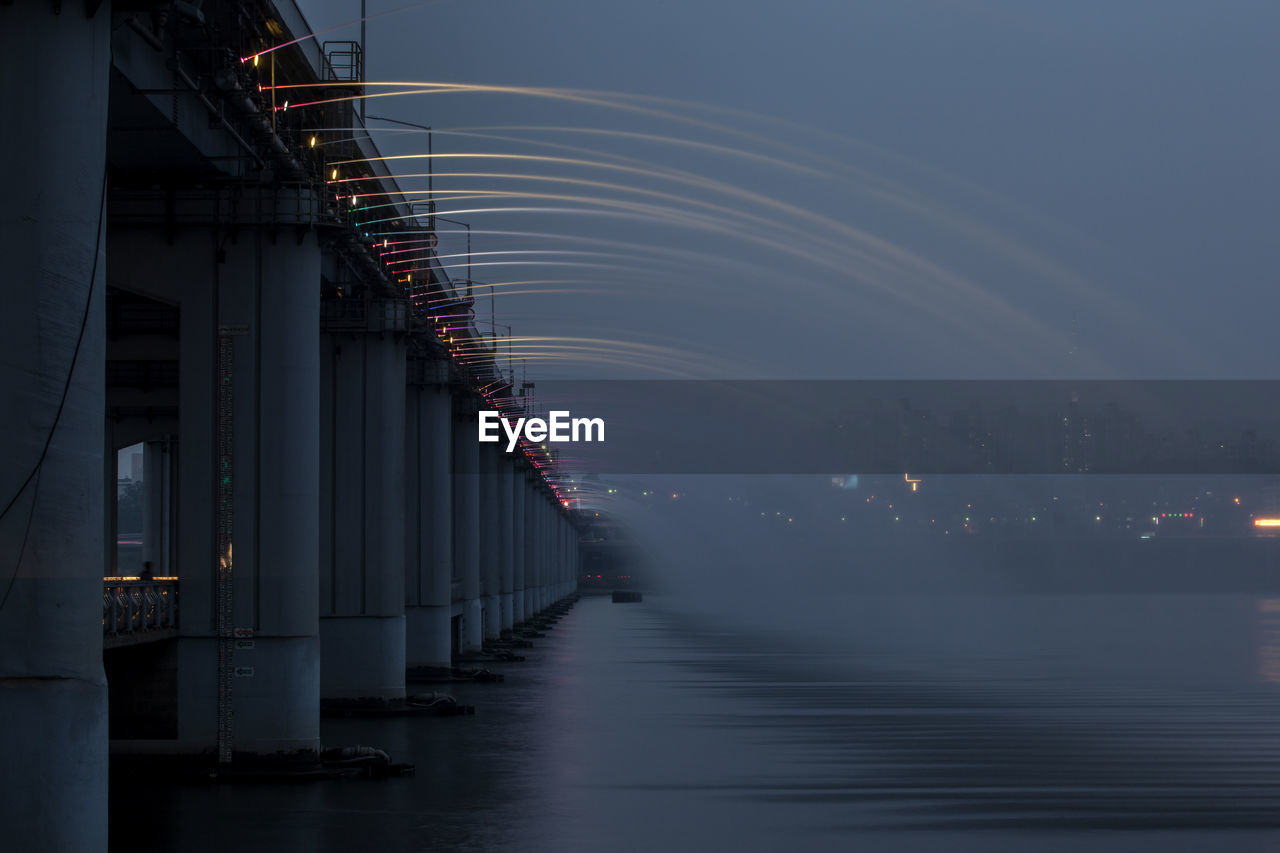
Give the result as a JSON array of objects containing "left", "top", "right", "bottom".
[{"left": 598, "top": 473, "right": 1274, "bottom": 694}]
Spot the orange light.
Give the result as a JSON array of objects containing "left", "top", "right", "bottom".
[{"left": 1255, "top": 519, "right": 1280, "bottom": 528}]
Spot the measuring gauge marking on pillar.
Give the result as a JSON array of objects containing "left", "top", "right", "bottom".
[
  {"left": 233, "top": 667, "right": 255, "bottom": 678},
  {"left": 234, "top": 627, "right": 254, "bottom": 639},
  {"left": 235, "top": 639, "right": 255, "bottom": 651}
]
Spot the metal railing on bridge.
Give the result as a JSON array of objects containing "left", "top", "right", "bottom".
[
  {"left": 321, "top": 297, "right": 408, "bottom": 333},
  {"left": 103, "top": 578, "right": 178, "bottom": 648}
]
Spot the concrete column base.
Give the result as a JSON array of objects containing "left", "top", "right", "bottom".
[
  {"left": 500, "top": 592, "right": 515, "bottom": 631},
  {"left": 482, "top": 594, "right": 502, "bottom": 640},
  {"left": 462, "top": 598, "right": 483, "bottom": 652},
  {"left": 175, "top": 636, "right": 320, "bottom": 756},
  {"left": 320, "top": 616, "right": 406, "bottom": 701},
  {"left": 0, "top": 676, "right": 107, "bottom": 852},
  {"left": 406, "top": 605, "right": 452, "bottom": 670}
]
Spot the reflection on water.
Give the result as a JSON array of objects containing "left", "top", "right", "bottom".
[
  {"left": 112, "top": 592, "right": 1280, "bottom": 852},
  {"left": 1257, "top": 599, "right": 1280, "bottom": 683}
]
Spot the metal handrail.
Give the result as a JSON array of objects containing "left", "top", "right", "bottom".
[
  {"left": 103, "top": 579, "right": 178, "bottom": 639},
  {"left": 321, "top": 40, "right": 363, "bottom": 83},
  {"left": 321, "top": 296, "right": 408, "bottom": 332}
]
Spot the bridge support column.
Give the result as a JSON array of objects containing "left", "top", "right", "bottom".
[
  {"left": 222, "top": 232, "right": 323, "bottom": 755},
  {"left": 499, "top": 456, "right": 516, "bottom": 632},
  {"left": 554, "top": 514, "right": 563, "bottom": 601},
  {"left": 546, "top": 508, "right": 554, "bottom": 607},
  {"left": 109, "top": 194, "right": 323, "bottom": 758},
  {"left": 522, "top": 475, "right": 538, "bottom": 618},
  {"left": 568, "top": 514, "right": 576, "bottom": 598},
  {"left": 0, "top": 5, "right": 110, "bottom": 849},
  {"left": 319, "top": 320, "right": 407, "bottom": 701},
  {"left": 479, "top": 445, "right": 502, "bottom": 640},
  {"left": 453, "top": 399, "right": 482, "bottom": 653},
  {"left": 572, "top": 518, "right": 582, "bottom": 593},
  {"left": 558, "top": 513, "right": 568, "bottom": 600},
  {"left": 530, "top": 488, "right": 543, "bottom": 614},
  {"left": 405, "top": 357, "right": 452, "bottom": 671},
  {"left": 512, "top": 463, "right": 526, "bottom": 625},
  {"left": 565, "top": 507, "right": 576, "bottom": 594},
  {"left": 141, "top": 440, "right": 174, "bottom": 574},
  {"left": 537, "top": 491, "right": 547, "bottom": 612},
  {"left": 558, "top": 515, "right": 567, "bottom": 600},
  {"left": 541, "top": 494, "right": 554, "bottom": 612},
  {"left": 553, "top": 505, "right": 563, "bottom": 603}
]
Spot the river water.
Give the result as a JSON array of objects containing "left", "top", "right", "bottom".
[{"left": 111, "top": 591, "right": 1280, "bottom": 852}]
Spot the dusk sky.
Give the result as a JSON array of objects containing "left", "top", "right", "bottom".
[{"left": 299, "top": 0, "right": 1279, "bottom": 380}]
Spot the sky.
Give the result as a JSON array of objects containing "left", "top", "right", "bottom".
[{"left": 296, "top": 0, "right": 1279, "bottom": 380}]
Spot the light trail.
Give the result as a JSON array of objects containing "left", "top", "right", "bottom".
[{"left": 331, "top": 155, "right": 1079, "bottom": 351}]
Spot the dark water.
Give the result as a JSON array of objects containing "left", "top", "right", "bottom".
[{"left": 112, "top": 593, "right": 1280, "bottom": 852}]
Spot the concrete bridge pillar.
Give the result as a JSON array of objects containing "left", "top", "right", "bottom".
[
  {"left": 0, "top": 4, "right": 110, "bottom": 849},
  {"left": 319, "top": 317, "right": 407, "bottom": 701},
  {"left": 553, "top": 505, "right": 564, "bottom": 602},
  {"left": 555, "top": 513, "right": 564, "bottom": 600},
  {"left": 522, "top": 474, "right": 538, "bottom": 619},
  {"left": 236, "top": 233, "right": 324, "bottom": 754},
  {"left": 108, "top": 190, "right": 324, "bottom": 758},
  {"left": 572, "top": 518, "right": 582, "bottom": 593},
  {"left": 452, "top": 399, "right": 482, "bottom": 653},
  {"left": 548, "top": 496, "right": 559, "bottom": 609},
  {"left": 531, "top": 489, "right": 545, "bottom": 614},
  {"left": 564, "top": 512, "right": 575, "bottom": 599},
  {"left": 499, "top": 456, "right": 516, "bottom": 632},
  {"left": 547, "top": 508, "right": 555, "bottom": 606},
  {"left": 541, "top": 493, "right": 554, "bottom": 611},
  {"left": 478, "top": 445, "right": 503, "bottom": 640},
  {"left": 405, "top": 356, "right": 452, "bottom": 671},
  {"left": 512, "top": 463, "right": 526, "bottom": 625},
  {"left": 555, "top": 512, "right": 565, "bottom": 596},
  {"left": 569, "top": 516, "right": 578, "bottom": 596}
]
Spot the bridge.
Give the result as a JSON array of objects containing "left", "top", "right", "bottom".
[{"left": 1, "top": 2, "right": 585, "bottom": 850}]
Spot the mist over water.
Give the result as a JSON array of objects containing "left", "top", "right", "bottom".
[
  {"left": 622, "top": 474, "right": 1275, "bottom": 688},
  {"left": 584, "top": 474, "right": 1280, "bottom": 843}
]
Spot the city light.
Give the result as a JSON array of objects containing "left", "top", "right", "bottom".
[{"left": 1255, "top": 519, "right": 1280, "bottom": 528}]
